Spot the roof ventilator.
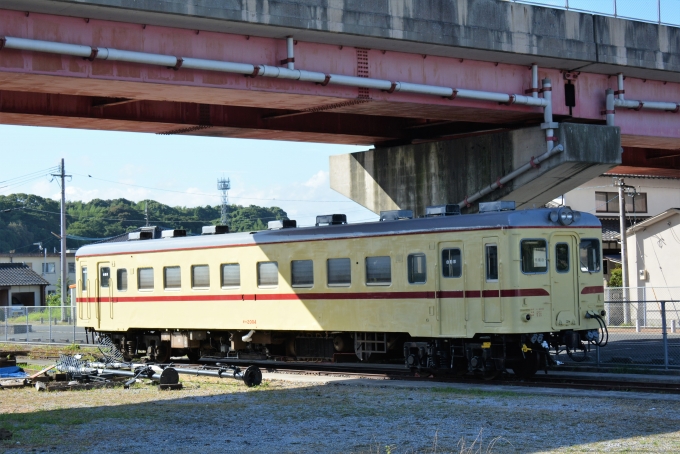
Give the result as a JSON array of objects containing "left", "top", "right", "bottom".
[
  {"left": 478, "top": 201, "right": 516, "bottom": 213},
  {"left": 268, "top": 220, "right": 297, "bottom": 230},
  {"left": 161, "top": 229, "right": 186, "bottom": 239},
  {"left": 128, "top": 231, "right": 153, "bottom": 241},
  {"left": 202, "top": 225, "right": 230, "bottom": 235},
  {"left": 315, "top": 214, "right": 347, "bottom": 226},
  {"left": 379, "top": 210, "right": 414, "bottom": 221},
  {"left": 425, "top": 204, "right": 461, "bottom": 217}
]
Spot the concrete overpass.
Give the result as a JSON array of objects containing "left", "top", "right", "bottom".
[{"left": 0, "top": 0, "right": 679, "bottom": 213}]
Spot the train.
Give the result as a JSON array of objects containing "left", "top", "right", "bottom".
[{"left": 75, "top": 201, "right": 607, "bottom": 378}]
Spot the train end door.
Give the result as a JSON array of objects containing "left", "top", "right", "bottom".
[
  {"left": 550, "top": 234, "right": 579, "bottom": 329},
  {"left": 438, "top": 242, "right": 466, "bottom": 336},
  {"left": 96, "top": 263, "right": 113, "bottom": 330},
  {"left": 482, "top": 237, "right": 502, "bottom": 323}
]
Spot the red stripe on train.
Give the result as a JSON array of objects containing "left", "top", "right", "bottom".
[{"left": 581, "top": 286, "right": 604, "bottom": 294}]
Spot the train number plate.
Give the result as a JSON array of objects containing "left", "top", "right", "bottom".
[{"left": 243, "top": 319, "right": 257, "bottom": 325}]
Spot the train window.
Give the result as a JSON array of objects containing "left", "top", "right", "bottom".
[
  {"left": 441, "top": 249, "right": 462, "bottom": 278},
  {"left": 291, "top": 260, "right": 314, "bottom": 288},
  {"left": 117, "top": 269, "right": 128, "bottom": 291},
  {"left": 82, "top": 267, "right": 87, "bottom": 291},
  {"left": 555, "top": 244, "right": 569, "bottom": 273},
  {"left": 100, "top": 267, "right": 110, "bottom": 288},
  {"left": 221, "top": 264, "right": 240, "bottom": 288},
  {"left": 579, "top": 239, "right": 601, "bottom": 273},
  {"left": 520, "top": 240, "right": 548, "bottom": 274},
  {"left": 164, "top": 266, "right": 181, "bottom": 290},
  {"left": 407, "top": 253, "right": 427, "bottom": 284},
  {"left": 327, "top": 258, "right": 351, "bottom": 286},
  {"left": 486, "top": 245, "right": 499, "bottom": 281},
  {"left": 366, "top": 256, "right": 391, "bottom": 285},
  {"left": 138, "top": 268, "right": 154, "bottom": 290},
  {"left": 192, "top": 265, "right": 210, "bottom": 289},
  {"left": 258, "top": 262, "right": 278, "bottom": 287}
]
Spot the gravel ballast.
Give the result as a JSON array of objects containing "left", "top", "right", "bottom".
[{"left": 1, "top": 372, "right": 680, "bottom": 453}]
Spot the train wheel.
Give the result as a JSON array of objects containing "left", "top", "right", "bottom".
[
  {"left": 186, "top": 348, "right": 201, "bottom": 362},
  {"left": 511, "top": 352, "right": 539, "bottom": 379},
  {"left": 155, "top": 341, "right": 171, "bottom": 363}
]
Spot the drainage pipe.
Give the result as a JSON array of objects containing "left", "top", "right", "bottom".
[
  {"left": 286, "top": 36, "right": 294, "bottom": 70},
  {"left": 605, "top": 89, "right": 616, "bottom": 126},
  {"left": 531, "top": 64, "right": 539, "bottom": 98},
  {"left": 457, "top": 144, "right": 564, "bottom": 208},
  {"left": 608, "top": 74, "right": 679, "bottom": 115},
  {"left": 0, "top": 35, "right": 547, "bottom": 108},
  {"left": 617, "top": 73, "right": 625, "bottom": 101},
  {"left": 542, "top": 78, "right": 556, "bottom": 153}
]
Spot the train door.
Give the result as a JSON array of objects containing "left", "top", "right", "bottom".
[
  {"left": 438, "top": 242, "right": 466, "bottom": 336},
  {"left": 78, "top": 263, "right": 91, "bottom": 321},
  {"left": 482, "top": 237, "right": 502, "bottom": 323},
  {"left": 550, "top": 234, "right": 579, "bottom": 329},
  {"left": 96, "top": 263, "right": 113, "bottom": 330}
]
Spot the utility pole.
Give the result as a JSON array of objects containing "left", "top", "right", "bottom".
[
  {"left": 51, "top": 159, "right": 70, "bottom": 320},
  {"left": 616, "top": 178, "right": 636, "bottom": 324}
]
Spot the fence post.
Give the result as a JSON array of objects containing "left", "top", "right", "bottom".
[
  {"left": 635, "top": 318, "right": 640, "bottom": 333},
  {"left": 661, "top": 301, "right": 669, "bottom": 370},
  {"left": 72, "top": 306, "right": 76, "bottom": 343},
  {"left": 25, "top": 307, "right": 29, "bottom": 342},
  {"left": 4, "top": 307, "right": 7, "bottom": 341},
  {"left": 49, "top": 306, "right": 52, "bottom": 343},
  {"left": 672, "top": 319, "right": 677, "bottom": 334}
]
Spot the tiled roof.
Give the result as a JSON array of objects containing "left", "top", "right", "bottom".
[
  {"left": 0, "top": 264, "right": 50, "bottom": 286},
  {"left": 599, "top": 217, "right": 649, "bottom": 241}
]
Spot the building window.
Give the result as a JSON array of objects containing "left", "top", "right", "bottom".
[
  {"left": 520, "top": 240, "right": 547, "bottom": 274},
  {"left": 221, "top": 264, "right": 240, "bottom": 288},
  {"left": 441, "top": 249, "right": 462, "bottom": 278},
  {"left": 164, "top": 266, "right": 181, "bottom": 290},
  {"left": 138, "top": 268, "right": 154, "bottom": 290},
  {"left": 291, "top": 260, "right": 314, "bottom": 288},
  {"left": 68, "top": 263, "right": 76, "bottom": 274},
  {"left": 100, "top": 267, "right": 110, "bottom": 288},
  {"left": 81, "top": 267, "right": 87, "bottom": 291},
  {"left": 579, "top": 239, "right": 601, "bottom": 273},
  {"left": 117, "top": 269, "right": 128, "bottom": 291},
  {"left": 42, "top": 262, "right": 56, "bottom": 274},
  {"left": 555, "top": 243, "right": 570, "bottom": 273},
  {"left": 596, "top": 191, "right": 647, "bottom": 213},
  {"left": 257, "top": 262, "right": 278, "bottom": 287},
  {"left": 486, "top": 245, "right": 498, "bottom": 281},
  {"left": 366, "top": 256, "right": 391, "bottom": 285},
  {"left": 192, "top": 265, "right": 210, "bottom": 289},
  {"left": 407, "top": 253, "right": 427, "bottom": 284},
  {"left": 327, "top": 258, "right": 351, "bottom": 286}
]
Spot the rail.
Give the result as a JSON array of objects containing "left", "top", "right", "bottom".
[{"left": 506, "top": 0, "right": 680, "bottom": 27}]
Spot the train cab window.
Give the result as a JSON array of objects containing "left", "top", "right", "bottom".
[
  {"left": 441, "top": 249, "right": 462, "bottom": 278},
  {"left": 555, "top": 244, "right": 569, "bottom": 273},
  {"left": 100, "top": 267, "right": 110, "bottom": 288},
  {"left": 258, "top": 262, "right": 278, "bottom": 287},
  {"left": 164, "top": 266, "right": 181, "bottom": 290},
  {"left": 117, "top": 269, "right": 128, "bottom": 291},
  {"left": 327, "top": 258, "right": 351, "bottom": 287},
  {"left": 485, "top": 245, "right": 498, "bottom": 281},
  {"left": 579, "top": 239, "right": 601, "bottom": 273},
  {"left": 81, "top": 267, "right": 87, "bottom": 291},
  {"left": 520, "top": 240, "right": 548, "bottom": 274},
  {"left": 407, "top": 253, "right": 427, "bottom": 284},
  {"left": 192, "top": 265, "right": 210, "bottom": 289},
  {"left": 138, "top": 268, "right": 154, "bottom": 290},
  {"left": 221, "top": 264, "right": 240, "bottom": 288},
  {"left": 291, "top": 260, "right": 314, "bottom": 288},
  {"left": 366, "top": 256, "right": 391, "bottom": 285}
]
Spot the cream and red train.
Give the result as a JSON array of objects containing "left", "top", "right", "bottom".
[{"left": 75, "top": 202, "right": 606, "bottom": 378}]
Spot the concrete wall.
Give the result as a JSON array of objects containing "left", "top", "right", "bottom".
[
  {"left": 4, "top": 0, "right": 679, "bottom": 81},
  {"left": 330, "top": 123, "right": 621, "bottom": 215},
  {"left": 627, "top": 211, "right": 680, "bottom": 290},
  {"left": 564, "top": 176, "right": 680, "bottom": 218}
]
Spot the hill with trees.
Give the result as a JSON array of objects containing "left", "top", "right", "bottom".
[{"left": 0, "top": 194, "right": 288, "bottom": 253}]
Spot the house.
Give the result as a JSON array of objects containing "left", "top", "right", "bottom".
[
  {"left": 0, "top": 263, "right": 50, "bottom": 308},
  {"left": 0, "top": 251, "right": 76, "bottom": 297}
]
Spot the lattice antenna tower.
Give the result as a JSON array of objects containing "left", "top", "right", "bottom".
[{"left": 217, "top": 177, "right": 231, "bottom": 225}]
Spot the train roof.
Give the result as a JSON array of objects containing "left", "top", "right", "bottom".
[{"left": 75, "top": 207, "right": 602, "bottom": 258}]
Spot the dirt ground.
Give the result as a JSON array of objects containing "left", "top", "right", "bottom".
[{"left": 1, "top": 368, "right": 680, "bottom": 453}]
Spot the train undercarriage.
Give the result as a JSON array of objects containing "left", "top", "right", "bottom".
[{"left": 88, "top": 327, "right": 603, "bottom": 379}]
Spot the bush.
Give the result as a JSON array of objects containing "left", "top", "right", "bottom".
[{"left": 609, "top": 267, "right": 623, "bottom": 287}]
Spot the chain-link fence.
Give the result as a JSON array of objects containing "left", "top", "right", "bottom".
[
  {"left": 0, "top": 306, "right": 87, "bottom": 344},
  {"left": 554, "top": 287, "right": 680, "bottom": 370},
  {"left": 507, "top": 0, "right": 680, "bottom": 27}
]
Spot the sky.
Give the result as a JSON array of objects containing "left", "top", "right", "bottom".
[{"left": 0, "top": 125, "right": 379, "bottom": 229}]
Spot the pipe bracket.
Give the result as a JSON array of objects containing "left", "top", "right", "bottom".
[
  {"left": 540, "top": 122, "right": 559, "bottom": 130},
  {"left": 545, "top": 136, "right": 557, "bottom": 142},
  {"left": 666, "top": 105, "right": 680, "bottom": 113},
  {"left": 280, "top": 57, "right": 295, "bottom": 65},
  {"left": 632, "top": 102, "right": 644, "bottom": 111},
  {"left": 530, "top": 157, "right": 540, "bottom": 169},
  {"left": 496, "top": 177, "right": 503, "bottom": 188},
  {"left": 316, "top": 74, "right": 331, "bottom": 86},
  {"left": 443, "top": 89, "right": 458, "bottom": 100},
  {"left": 383, "top": 82, "right": 397, "bottom": 94},
  {"left": 83, "top": 47, "right": 98, "bottom": 61},
  {"left": 0, "top": 37, "right": 6, "bottom": 51},
  {"left": 614, "top": 90, "right": 625, "bottom": 96},
  {"left": 601, "top": 109, "right": 616, "bottom": 115},
  {"left": 463, "top": 196, "right": 471, "bottom": 208},
  {"left": 170, "top": 57, "right": 183, "bottom": 71},
  {"left": 245, "top": 66, "right": 260, "bottom": 78},
  {"left": 499, "top": 94, "right": 516, "bottom": 106},
  {"left": 524, "top": 87, "right": 540, "bottom": 95}
]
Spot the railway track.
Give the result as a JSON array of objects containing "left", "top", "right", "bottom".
[{"left": 192, "top": 358, "right": 680, "bottom": 395}]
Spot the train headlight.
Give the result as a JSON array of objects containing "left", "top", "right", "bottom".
[{"left": 550, "top": 207, "right": 581, "bottom": 226}]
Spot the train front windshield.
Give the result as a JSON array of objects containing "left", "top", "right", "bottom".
[{"left": 579, "top": 239, "right": 601, "bottom": 272}]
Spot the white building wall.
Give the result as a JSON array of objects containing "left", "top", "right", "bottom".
[
  {"left": 627, "top": 212, "right": 680, "bottom": 293},
  {"left": 563, "top": 176, "right": 680, "bottom": 218},
  {"left": 0, "top": 254, "right": 76, "bottom": 295}
]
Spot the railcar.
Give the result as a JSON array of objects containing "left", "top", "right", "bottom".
[{"left": 75, "top": 202, "right": 606, "bottom": 378}]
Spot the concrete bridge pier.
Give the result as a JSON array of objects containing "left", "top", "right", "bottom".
[{"left": 330, "top": 124, "right": 621, "bottom": 215}]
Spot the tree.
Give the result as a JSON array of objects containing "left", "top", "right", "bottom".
[
  {"left": 46, "top": 277, "right": 71, "bottom": 306},
  {"left": 608, "top": 267, "right": 622, "bottom": 287}
]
